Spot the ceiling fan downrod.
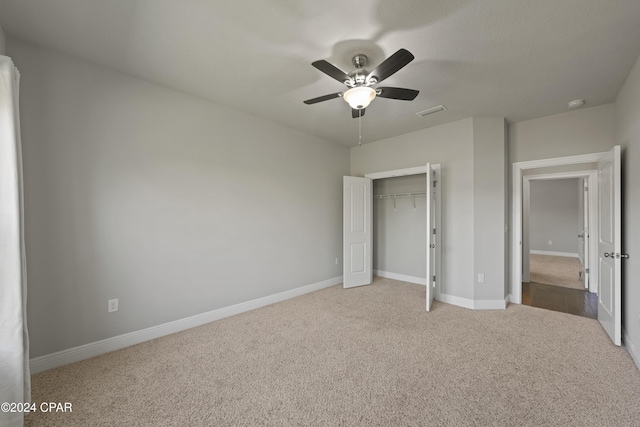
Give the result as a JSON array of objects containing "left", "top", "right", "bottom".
[{"left": 348, "top": 54, "right": 374, "bottom": 87}]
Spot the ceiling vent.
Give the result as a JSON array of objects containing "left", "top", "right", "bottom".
[
  {"left": 416, "top": 105, "right": 447, "bottom": 117},
  {"left": 568, "top": 99, "right": 585, "bottom": 109}
]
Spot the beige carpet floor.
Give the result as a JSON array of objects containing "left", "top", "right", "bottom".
[
  {"left": 26, "top": 278, "right": 640, "bottom": 427},
  {"left": 530, "top": 254, "right": 586, "bottom": 290}
]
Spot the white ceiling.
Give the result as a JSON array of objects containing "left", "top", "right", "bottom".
[{"left": 1, "top": 0, "right": 640, "bottom": 146}]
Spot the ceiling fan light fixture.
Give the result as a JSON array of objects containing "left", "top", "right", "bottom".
[{"left": 343, "top": 86, "right": 376, "bottom": 109}]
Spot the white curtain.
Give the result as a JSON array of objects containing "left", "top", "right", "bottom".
[{"left": 0, "top": 55, "right": 30, "bottom": 427}]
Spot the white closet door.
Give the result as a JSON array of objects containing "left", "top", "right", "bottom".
[
  {"left": 343, "top": 176, "right": 373, "bottom": 288},
  {"left": 597, "top": 145, "right": 621, "bottom": 346},
  {"left": 426, "top": 164, "right": 435, "bottom": 311}
]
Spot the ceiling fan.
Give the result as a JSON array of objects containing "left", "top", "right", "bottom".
[{"left": 303, "top": 48, "right": 419, "bottom": 118}]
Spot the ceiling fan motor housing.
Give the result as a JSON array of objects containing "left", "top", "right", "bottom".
[{"left": 348, "top": 54, "right": 376, "bottom": 87}]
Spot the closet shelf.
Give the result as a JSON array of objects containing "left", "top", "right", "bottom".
[{"left": 374, "top": 192, "right": 426, "bottom": 199}]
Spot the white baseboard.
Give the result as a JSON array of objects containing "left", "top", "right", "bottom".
[
  {"left": 474, "top": 298, "right": 508, "bottom": 310},
  {"left": 623, "top": 329, "right": 640, "bottom": 372},
  {"left": 530, "top": 250, "right": 579, "bottom": 258},
  {"left": 438, "top": 293, "right": 507, "bottom": 310},
  {"left": 29, "top": 276, "right": 342, "bottom": 374},
  {"left": 374, "top": 270, "right": 426, "bottom": 285},
  {"left": 438, "top": 293, "right": 474, "bottom": 309}
]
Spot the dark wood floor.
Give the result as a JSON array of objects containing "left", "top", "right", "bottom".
[{"left": 522, "top": 282, "right": 598, "bottom": 319}]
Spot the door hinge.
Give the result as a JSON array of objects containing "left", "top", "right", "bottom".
[
  {"left": 433, "top": 228, "right": 436, "bottom": 235},
  {"left": 585, "top": 268, "right": 589, "bottom": 274},
  {"left": 432, "top": 275, "right": 436, "bottom": 282}
]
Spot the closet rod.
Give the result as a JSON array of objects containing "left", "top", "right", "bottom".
[{"left": 373, "top": 192, "right": 426, "bottom": 199}]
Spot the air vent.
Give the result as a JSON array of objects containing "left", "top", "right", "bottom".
[
  {"left": 568, "top": 99, "right": 585, "bottom": 109},
  {"left": 416, "top": 105, "right": 447, "bottom": 117}
]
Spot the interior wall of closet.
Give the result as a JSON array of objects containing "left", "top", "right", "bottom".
[{"left": 373, "top": 174, "right": 427, "bottom": 280}]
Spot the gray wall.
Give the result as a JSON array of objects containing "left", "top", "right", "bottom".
[
  {"left": 509, "top": 104, "right": 615, "bottom": 163},
  {"left": 473, "top": 117, "right": 507, "bottom": 301},
  {"left": 615, "top": 51, "right": 640, "bottom": 365},
  {"left": 373, "top": 175, "right": 426, "bottom": 279},
  {"left": 529, "top": 179, "right": 580, "bottom": 254},
  {"left": 10, "top": 39, "right": 350, "bottom": 358}
]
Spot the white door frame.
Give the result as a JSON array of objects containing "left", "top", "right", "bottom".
[
  {"left": 511, "top": 152, "right": 606, "bottom": 304},
  {"left": 364, "top": 164, "right": 442, "bottom": 302},
  {"left": 521, "top": 170, "right": 598, "bottom": 293}
]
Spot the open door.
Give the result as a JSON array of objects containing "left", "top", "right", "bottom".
[
  {"left": 577, "top": 178, "right": 589, "bottom": 289},
  {"left": 425, "top": 164, "right": 434, "bottom": 311},
  {"left": 597, "top": 145, "right": 621, "bottom": 346},
  {"left": 581, "top": 178, "right": 590, "bottom": 290},
  {"left": 343, "top": 176, "right": 373, "bottom": 288}
]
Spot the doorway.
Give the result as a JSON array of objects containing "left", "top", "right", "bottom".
[
  {"left": 372, "top": 174, "right": 427, "bottom": 285},
  {"left": 522, "top": 171, "right": 598, "bottom": 292},
  {"left": 521, "top": 173, "right": 599, "bottom": 319},
  {"left": 512, "top": 147, "right": 622, "bottom": 345},
  {"left": 343, "top": 164, "right": 441, "bottom": 311}
]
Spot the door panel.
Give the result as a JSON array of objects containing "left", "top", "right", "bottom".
[
  {"left": 583, "top": 178, "right": 590, "bottom": 289},
  {"left": 343, "top": 176, "right": 373, "bottom": 288},
  {"left": 578, "top": 178, "right": 589, "bottom": 289},
  {"left": 426, "top": 164, "right": 435, "bottom": 311},
  {"left": 425, "top": 165, "right": 432, "bottom": 310},
  {"left": 597, "top": 146, "right": 621, "bottom": 346}
]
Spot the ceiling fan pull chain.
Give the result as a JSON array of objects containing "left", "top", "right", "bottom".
[{"left": 358, "top": 109, "right": 362, "bottom": 147}]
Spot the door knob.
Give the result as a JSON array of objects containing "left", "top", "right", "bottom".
[{"left": 604, "top": 252, "right": 614, "bottom": 258}]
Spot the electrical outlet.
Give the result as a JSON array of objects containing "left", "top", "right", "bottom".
[
  {"left": 335, "top": 257, "right": 339, "bottom": 265},
  {"left": 548, "top": 240, "right": 553, "bottom": 245},
  {"left": 478, "top": 273, "right": 485, "bottom": 284},
  {"left": 108, "top": 299, "right": 119, "bottom": 313}
]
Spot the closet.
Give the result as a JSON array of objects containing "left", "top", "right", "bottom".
[
  {"left": 343, "top": 165, "right": 441, "bottom": 311},
  {"left": 373, "top": 174, "right": 427, "bottom": 282}
]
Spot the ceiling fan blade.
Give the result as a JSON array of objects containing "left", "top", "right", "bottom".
[
  {"left": 303, "top": 92, "right": 342, "bottom": 105},
  {"left": 352, "top": 108, "right": 365, "bottom": 119},
  {"left": 367, "top": 49, "right": 414, "bottom": 84},
  {"left": 312, "top": 60, "right": 350, "bottom": 84},
  {"left": 376, "top": 87, "right": 419, "bottom": 101}
]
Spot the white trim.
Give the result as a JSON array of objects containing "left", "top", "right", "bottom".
[
  {"left": 522, "top": 177, "right": 531, "bottom": 282},
  {"left": 432, "top": 164, "right": 442, "bottom": 304},
  {"left": 512, "top": 152, "right": 605, "bottom": 304},
  {"left": 623, "top": 329, "right": 640, "bottom": 372},
  {"left": 529, "top": 250, "right": 579, "bottom": 258},
  {"left": 374, "top": 270, "right": 426, "bottom": 285},
  {"left": 523, "top": 171, "right": 598, "bottom": 181},
  {"left": 365, "top": 165, "right": 428, "bottom": 180},
  {"left": 474, "top": 299, "right": 508, "bottom": 310},
  {"left": 438, "top": 293, "right": 475, "bottom": 310},
  {"left": 29, "top": 276, "right": 342, "bottom": 374},
  {"left": 517, "top": 152, "right": 606, "bottom": 169},
  {"left": 437, "top": 293, "right": 506, "bottom": 310}
]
